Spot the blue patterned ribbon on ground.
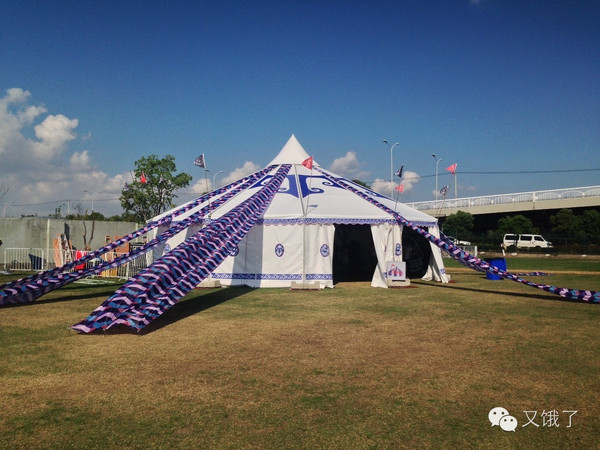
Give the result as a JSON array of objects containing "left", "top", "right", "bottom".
[
  {"left": 0, "top": 167, "right": 274, "bottom": 306},
  {"left": 315, "top": 168, "right": 599, "bottom": 304},
  {"left": 71, "top": 164, "right": 291, "bottom": 332}
]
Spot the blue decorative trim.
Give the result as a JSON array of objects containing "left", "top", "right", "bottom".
[
  {"left": 212, "top": 273, "right": 256, "bottom": 280},
  {"left": 306, "top": 273, "right": 333, "bottom": 280},
  {"left": 203, "top": 217, "right": 436, "bottom": 227},
  {"left": 257, "top": 273, "right": 302, "bottom": 280},
  {"left": 212, "top": 273, "right": 332, "bottom": 281},
  {"left": 250, "top": 174, "right": 345, "bottom": 198},
  {"left": 253, "top": 218, "right": 437, "bottom": 226}
]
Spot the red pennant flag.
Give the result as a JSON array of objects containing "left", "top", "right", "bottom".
[
  {"left": 446, "top": 163, "right": 457, "bottom": 175},
  {"left": 302, "top": 156, "right": 313, "bottom": 170},
  {"left": 140, "top": 171, "right": 147, "bottom": 184},
  {"left": 395, "top": 184, "right": 404, "bottom": 193}
]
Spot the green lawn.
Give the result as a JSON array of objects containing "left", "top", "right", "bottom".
[
  {"left": 0, "top": 261, "right": 599, "bottom": 448},
  {"left": 444, "top": 254, "right": 600, "bottom": 273}
]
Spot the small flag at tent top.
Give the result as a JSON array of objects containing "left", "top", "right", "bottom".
[
  {"left": 396, "top": 184, "right": 404, "bottom": 193},
  {"left": 446, "top": 163, "right": 457, "bottom": 175},
  {"left": 140, "top": 172, "right": 147, "bottom": 184},
  {"left": 194, "top": 154, "right": 206, "bottom": 168},
  {"left": 302, "top": 156, "right": 313, "bottom": 170},
  {"left": 440, "top": 185, "right": 449, "bottom": 196},
  {"left": 395, "top": 164, "right": 404, "bottom": 179}
]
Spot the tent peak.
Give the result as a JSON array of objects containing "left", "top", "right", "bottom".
[{"left": 268, "top": 135, "right": 318, "bottom": 166}]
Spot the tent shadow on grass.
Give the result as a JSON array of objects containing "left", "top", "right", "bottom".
[
  {"left": 411, "top": 279, "right": 578, "bottom": 303},
  {"left": 0, "top": 283, "right": 124, "bottom": 308},
  {"left": 90, "top": 287, "right": 256, "bottom": 335}
]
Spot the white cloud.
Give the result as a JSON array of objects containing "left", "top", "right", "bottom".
[
  {"left": 400, "top": 170, "right": 421, "bottom": 191},
  {"left": 329, "top": 151, "right": 370, "bottom": 180},
  {"left": 69, "top": 150, "right": 92, "bottom": 170},
  {"left": 221, "top": 161, "right": 261, "bottom": 186},
  {"left": 371, "top": 178, "right": 395, "bottom": 197},
  {"left": 33, "top": 114, "right": 78, "bottom": 159},
  {"left": 187, "top": 161, "right": 261, "bottom": 195},
  {"left": 3, "top": 87, "right": 31, "bottom": 104},
  {"left": 371, "top": 170, "right": 421, "bottom": 197},
  {"left": 0, "top": 88, "right": 125, "bottom": 216},
  {"left": 190, "top": 178, "right": 213, "bottom": 194}
]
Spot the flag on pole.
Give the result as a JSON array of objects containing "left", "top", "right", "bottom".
[
  {"left": 140, "top": 171, "right": 147, "bottom": 184},
  {"left": 440, "top": 185, "right": 449, "bottom": 196},
  {"left": 395, "top": 184, "right": 404, "bottom": 193},
  {"left": 395, "top": 164, "right": 404, "bottom": 179},
  {"left": 194, "top": 154, "right": 206, "bottom": 168},
  {"left": 446, "top": 163, "right": 457, "bottom": 175},
  {"left": 302, "top": 156, "right": 313, "bottom": 170}
]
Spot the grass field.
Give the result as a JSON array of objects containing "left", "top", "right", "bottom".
[{"left": 1, "top": 257, "right": 599, "bottom": 448}]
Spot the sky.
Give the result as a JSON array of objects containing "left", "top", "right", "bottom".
[{"left": 0, "top": 0, "right": 598, "bottom": 218}]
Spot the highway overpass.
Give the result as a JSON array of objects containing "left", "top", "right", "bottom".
[{"left": 405, "top": 185, "right": 600, "bottom": 218}]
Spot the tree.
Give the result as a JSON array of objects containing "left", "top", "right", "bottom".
[
  {"left": 497, "top": 214, "right": 534, "bottom": 235},
  {"left": 120, "top": 154, "right": 192, "bottom": 223},
  {"left": 352, "top": 179, "right": 370, "bottom": 188},
  {"left": 551, "top": 208, "right": 600, "bottom": 244},
  {"left": 442, "top": 210, "right": 474, "bottom": 240},
  {"left": 550, "top": 209, "right": 581, "bottom": 243},
  {"left": 580, "top": 210, "right": 600, "bottom": 242}
]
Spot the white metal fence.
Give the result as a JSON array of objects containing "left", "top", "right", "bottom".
[
  {"left": 441, "top": 245, "right": 477, "bottom": 258},
  {"left": 2, "top": 248, "right": 151, "bottom": 279},
  {"left": 406, "top": 185, "right": 600, "bottom": 212}
]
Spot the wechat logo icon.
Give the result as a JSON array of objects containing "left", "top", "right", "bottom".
[{"left": 489, "top": 407, "right": 518, "bottom": 432}]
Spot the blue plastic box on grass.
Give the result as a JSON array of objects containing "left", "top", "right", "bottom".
[{"left": 485, "top": 257, "right": 506, "bottom": 280}]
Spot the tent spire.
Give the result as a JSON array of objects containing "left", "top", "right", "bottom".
[{"left": 268, "top": 135, "right": 318, "bottom": 166}]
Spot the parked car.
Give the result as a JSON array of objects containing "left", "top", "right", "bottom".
[
  {"left": 447, "top": 236, "right": 472, "bottom": 246},
  {"left": 503, "top": 234, "right": 553, "bottom": 249}
]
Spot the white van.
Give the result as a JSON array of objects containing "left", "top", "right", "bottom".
[{"left": 503, "top": 234, "right": 553, "bottom": 249}]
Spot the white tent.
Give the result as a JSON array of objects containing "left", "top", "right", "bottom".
[{"left": 152, "top": 135, "right": 448, "bottom": 288}]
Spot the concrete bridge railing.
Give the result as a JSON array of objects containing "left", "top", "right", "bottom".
[{"left": 406, "top": 186, "right": 600, "bottom": 216}]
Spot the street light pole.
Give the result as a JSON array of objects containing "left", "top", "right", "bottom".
[
  {"left": 2, "top": 201, "right": 15, "bottom": 217},
  {"left": 383, "top": 140, "right": 399, "bottom": 198},
  {"left": 82, "top": 189, "right": 104, "bottom": 213},
  {"left": 213, "top": 171, "right": 224, "bottom": 190},
  {"left": 432, "top": 154, "right": 442, "bottom": 202}
]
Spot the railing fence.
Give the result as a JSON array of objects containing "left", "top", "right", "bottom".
[
  {"left": 407, "top": 185, "right": 600, "bottom": 212},
  {"left": 2, "top": 248, "right": 151, "bottom": 279}
]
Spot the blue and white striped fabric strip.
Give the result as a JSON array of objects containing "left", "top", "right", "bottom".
[
  {"left": 71, "top": 164, "right": 291, "bottom": 332},
  {"left": 315, "top": 167, "right": 599, "bottom": 304},
  {"left": 0, "top": 166, "right": 275, "bottom": 306}
]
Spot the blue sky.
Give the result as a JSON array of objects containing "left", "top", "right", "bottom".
[{"left": 1, "top": 0, "right": 598, "bottom": 217}]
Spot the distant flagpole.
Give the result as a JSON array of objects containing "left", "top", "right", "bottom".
[
  {"left": 301, "top": 156, "right": 314, "bottom": 287},
  {"left": 436, "top": 185, "right": 449, "bottom": 217},
  {"left": 194, "top": 153, "right": 211, "bottom": 214},
  {"left": 393, "top": 164, "right": 404, "bottom": 210},
  {"left": 446, "top": 163, "right": 458, "bottom": 199},
  {"left": 302, "top": 156, "right": 314, "bottom": 216}
]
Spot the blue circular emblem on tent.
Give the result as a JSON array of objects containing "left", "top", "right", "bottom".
[
  {"left": 395, "top": 243, "right": 402, "bottom": 256},
  {"left": 229, "top": 245, "right": 239, "bottom": 257},
  {"left": 275, "top": 243, "right": 284, "bottom": 257},
  {"left": 320, "top": 244, "right": 330, "bottom": 257}
]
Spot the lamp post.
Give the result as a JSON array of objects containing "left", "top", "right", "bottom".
[
  {"left": 383, "top": 140, "right": 399, "bottom": 198},
  {"left": 213, "top": 170, "right": 224, "bottom": 190},
  {"left": 432, "top": 154, "right": 442, "bottom": 202},
  {"left": 82, "top": 189, "right": 104, "bottom": 213},
  {"left": 2, "top": 201, "right": 15, "bottom": 217}
]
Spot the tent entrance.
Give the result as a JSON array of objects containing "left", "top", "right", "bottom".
[
  {"left": 402, "top": 227, "right": 432, "bottom": 279},
  {"left": 332, "top": 224, "right": 378, "bottom": 284}
]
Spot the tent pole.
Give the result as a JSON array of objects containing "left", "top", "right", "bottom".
[{"left": 293, "top": 164, "right": 307, "bottom": 286}]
